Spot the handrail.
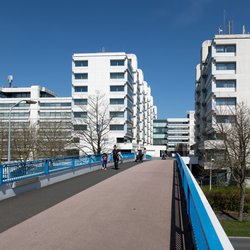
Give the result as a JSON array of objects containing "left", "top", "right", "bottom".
[
  {"left": 0, "top": 153, "right": 139, "bottom": 185},
  {"left": 175, "top": 153, "right": 234, "bottom": 250}
]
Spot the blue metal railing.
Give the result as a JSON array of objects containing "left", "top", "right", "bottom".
[
  {"left": 0, "top": 153, "right": 139, "bottom": 185},
  {"left": 175, "top": 154, "right": 234, "bottom": 250}
]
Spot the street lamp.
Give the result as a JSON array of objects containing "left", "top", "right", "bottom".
[
  {"left": 8, "top": 99, "right": 37, "bottom": 162},
  {"left": 209, "top": 158, "right": 215, "bottom": 191}
]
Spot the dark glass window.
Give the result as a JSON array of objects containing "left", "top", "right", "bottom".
[
  {"left": 75, "top": 60, "right": 88, "bottom": 67},
  {"left": 74, "top": 86, "right": 88, "bottom": 92},
  {"left": 110, "top": 85, "right": 124, "bottom": 91},
  {"left": 110, "top": 72, "right": 124, "bottom": 79},
  {"left": 216, "top": 62, "right": 236, "bottom": 70},
  {"left": 110, "top": 98, "right": 124, "bottom": 105},
  {"left": 216, "top": 45, "right": 236, "bottom": 53},
  {"left": 216, "top": 97, "right": 236, "bottom": 106},
  {"left": 110, "top": 124, "right": 124, "bottom": 130},
  {"left": 74, "top": 112, "right": 87, "bottom": 118},
  {"left": 216, "top": 80, "right": 236, "bottom": 88},
  {"left": 110, "top": 60, "right": 124, "bottom": 66},
  {"left": 73, "top": 124, "right": 87, "bottom": 130},
  {"left": 110, "top": 111, "right": 124, "bottom": 118},
  {"left": 74, "top": 73, "right": 88, "bottom": 79},
  {"left": 74, "top": 99, "right": 87, "bottom": 105}
]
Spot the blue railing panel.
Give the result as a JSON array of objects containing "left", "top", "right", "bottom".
[
  {"left": 0, "top": 153, "right": 140, "bottom": 184},
  {"left": 176, "top": 154, "right": 234, "bottom": 250}
]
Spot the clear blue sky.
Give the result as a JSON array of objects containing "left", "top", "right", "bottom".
[{"left": 0, "top": 0, "right": 250, "bottom": 118}]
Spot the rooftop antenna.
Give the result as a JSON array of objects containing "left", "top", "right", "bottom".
[
  {"left": 243, "top": 25, "right": 246, "bottom": 34},
  {"left": 223, "top": 9, "right": 226, "bottom": 34},
  {"left": 7, "top": 75, "right": 13, "bottom": 88},
  {"left": 101, "top": 47, "right": 106, "bottom": 53},
  {"left": 228, "top": 20, "right": 232, "bottom": 34}
]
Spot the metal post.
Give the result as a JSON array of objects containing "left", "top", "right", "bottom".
[
  {"left": 209, "top": 158, "right": 215, "bottom": 191},
  {"left": 7, "top": 99, "right": 37, "bottom": 163}
]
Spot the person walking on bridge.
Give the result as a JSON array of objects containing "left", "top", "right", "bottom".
[{"left": 112, "top": 145, "right": 119, "bottom": 170}]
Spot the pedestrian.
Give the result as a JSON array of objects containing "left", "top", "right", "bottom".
[
  {"left": 102, "top": 153, "right": 108, "bottom": 170},
  {"left": 112, "top": 145, "right": 119, "bottom": 169}
]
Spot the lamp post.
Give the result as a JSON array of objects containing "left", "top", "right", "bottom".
[
  {"left": 8, "top": 99, "right": 37, "bottom": 162},
  {"left": 209, "top": 158, "right": 215, "bottom": 191}
]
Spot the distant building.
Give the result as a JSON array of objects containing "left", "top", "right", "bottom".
[
  {"left": 194, "top": 33, "right": 250, "bottom": 167},
  {"left": 152, "top": 111, "right": 195, "bottom": 156},
  {"left": 0, "top": 85, "right": 72, "bottom": 160}
]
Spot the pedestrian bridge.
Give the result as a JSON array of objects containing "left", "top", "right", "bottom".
[{"left": 0, "top": 156, "right": 233, "bottom": 249}]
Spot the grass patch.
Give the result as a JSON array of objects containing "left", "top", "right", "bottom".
[{"left": 220, "top": 220, "right": 250, "bottom": 237}]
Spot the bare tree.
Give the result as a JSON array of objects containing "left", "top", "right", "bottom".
[
  {"left": 72, "top": 93, "right": 116, "bottom": 155},
  {"left": 36, "top": 121, "right": 72, "bottom": 158},
  {"left": 0, "top": 120, "right": 8, "bottom": 162},
  {"left": 209, "top": 102, "right": 250, "bottom": 221},
  {"left": 11, "top": 122, "right": 37, "bottom": 161}
]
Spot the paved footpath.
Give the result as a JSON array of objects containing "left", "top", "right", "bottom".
[{"left": 0, "top": 160, "right": 174, "bottom": 250}]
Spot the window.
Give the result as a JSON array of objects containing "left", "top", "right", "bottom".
[
  {"left": 110, "top": 98, "right": 124, "bottom": 105},
  {"left": 110, "top": 72, "right": 124, "bottom": 79},
  {"left": 216, "top": 97, "right": 236, "bottom": 106},
  {"left": 216, "top": 45, "right": 236, "bottom": 53},
  {"left": 216, "top": 115, "right": 235, "bottom": 123},
  {"left": 40, "top": 103, "right": 71, "bottom": 107},
  {"left": 110, "top": 124, "right": 124, "bottom": 130},
  {"left": 40, "top": 112, "right": 71, "bottom": 117},
  {"left": 216, "top": 80, "right": 236, "bottom": 88},
  {"left": 74, "top": 112, "right": 87, "bottom": 118},
  {"left": 74, "top": 99, "right": 87, "bottom": 105},
  {"left": 216, "top": 62, "right": 236, "bottom": 70},
  {"left": 110, "top": 111, "right": 124, "bottom": 118},
  {"left": 74, "top": 73, "right": 88, "bottom": 79},
  {"left": 75, "top": 60, "right": 88, "bottom": 67},
  {"left": 73, "top": 124, "right": 87, "bottom": 131},
  {"left": 110, "top": 85, "right": 124, "bottom": 92},
  {"left": 110, "top": 60, "right": 124, "bottom": 66},
  {"left": 74, "top": 86, "right": 88, "bottom": 92}
]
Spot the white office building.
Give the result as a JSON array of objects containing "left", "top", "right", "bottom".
[
  {"left": 72, "top": 52, "right": 156, "bottom": 153},
  {"left": 0, "top": 85, "right": 72, "bottom": 160},
  {"left": 195, "top": 33, "right": 250, "bottom": 167},
  {"left": 152, "top": 111, "right": 195, "bottom": 156}
]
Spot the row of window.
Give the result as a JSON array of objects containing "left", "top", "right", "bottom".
[
  {"left": 215, "top": 97, "right": 236, "bottom": 106},
  {"left": 40, "top": 103, "right": 71, "bottom": 107},
  {"left": 216, "top": 62, "right": 236, "bottom": 70},
  {"left": 216, "top": 45, "right": 236, "bottom": 53},
  {"left": 74, "top": 59, "right": 125, "bottom": 67},
  {"left": 74, "top": 72, "right": 126, "bottom": 80},
  {"left": 74, "top": 85, "right": 126, "bottom": 93},
  {"left": 73, "top": 111, "right": 125, "bottom": 119},
  {"left": 73, "top": 124, "right": 124, "bottom": 131}
]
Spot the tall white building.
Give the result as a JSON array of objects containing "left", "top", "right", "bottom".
[
  {"left": 195, "top": 33, "right": 250, "bottom": 166},
  {"left": 72, "top": 52, "right": 156, "bottom": 153}
]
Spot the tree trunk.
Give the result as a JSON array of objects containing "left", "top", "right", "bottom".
[{"left": 239, "top": 182, "right": 246, "bottom": 221}]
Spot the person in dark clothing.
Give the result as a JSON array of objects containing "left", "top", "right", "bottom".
[{"left": 112, "top": 145, "right": 119, "bottom": 169}]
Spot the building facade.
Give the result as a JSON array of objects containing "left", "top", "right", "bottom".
[
  {"left": 153, "top": 111, "right": 195, "bottom": 156},
  {"left": 72, "top": 52, "right": 156, "bottom": 153},
  {"left": 194, "top": 34, "right": 250, "bottom": 167},
  {"left": 0, "top": 85, "right": 72, "bottom": 160}
]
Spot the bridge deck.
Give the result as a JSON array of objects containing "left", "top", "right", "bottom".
[{"left": 0, "top": 160, "right": 193, "bottom": 249}]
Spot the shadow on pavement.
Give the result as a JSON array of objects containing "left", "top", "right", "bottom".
[{"left": 170, "top": 161, "right": 195, "bottom": 250}]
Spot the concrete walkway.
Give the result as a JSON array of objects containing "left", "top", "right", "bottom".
[{"left": 0, "top": 160, "right": 175, "bottom": 250}]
